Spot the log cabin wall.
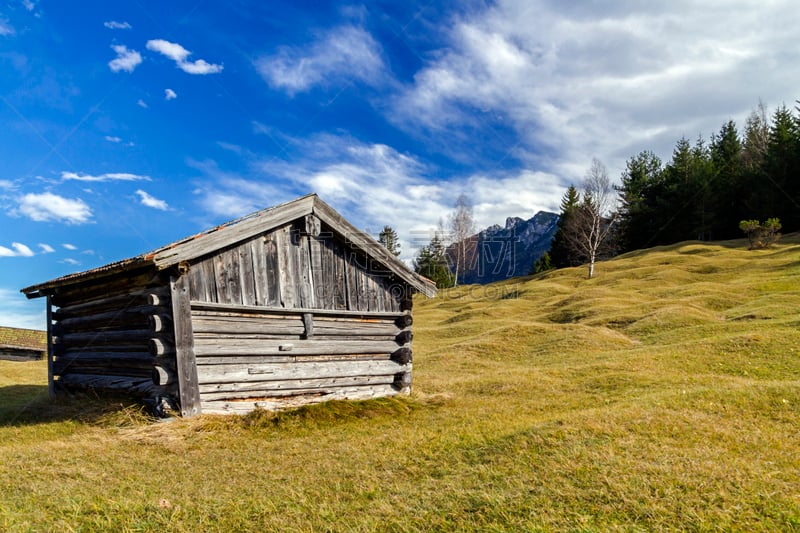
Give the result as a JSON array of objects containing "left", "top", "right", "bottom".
[
  {"left": 182, "top": 220, "right": 414, "bottom": 414},
  {"left": 47, "top": 268, "right": 178, "bottom": 403}
]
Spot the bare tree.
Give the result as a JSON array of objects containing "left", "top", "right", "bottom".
[
  {"left": 449, "top": 193, "right": 475, "bottom": 287},
  {"left": 563, "top": 158, "right": 619, "bottom": 278}
]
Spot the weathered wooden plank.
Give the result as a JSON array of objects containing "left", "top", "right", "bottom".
[
  {"left": 171, "top": 274, "right": 201, "bottom": 417},
  {"left": 46, "top": 296, "right": 55, "bottom": 398},
  {"left": 238, "top": 240, "right": 257, "bottom": 306},
  {"left": 196, "top": 259, "right": 217, "bottom": 303},
  {"left": 215, "top": 247, "right": 242, "bottom": 305},
  {"left": 275, "top": 225, "right": 297, "bottom": 308},
  {"left": 264, "top": 233, "right": 281, "bottom": 307},
  {"left": 296, "top": 233, "right": 314, "bottom": 308},
  {"left": 199, "top": 374, "right": 394, "bottom": 399},
  {"left": 200, "top": 384, "right": 401, "bottom": 414},
  {"left": 193, "top": 338, "right": 403, "bottom": 357},
  {"left": 250, "top": 236, "right": 269, "bottom": 306},
  {"left": 152, "top": 195, "right": 315, "bottom": 269},
  {"left": 196, "top": 359, "right": 409, "bottom": 384},
  {"left": 309, "top": 234, "right": 326, "bottom": 307}
]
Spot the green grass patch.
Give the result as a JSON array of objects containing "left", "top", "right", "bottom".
[{"left": 2, "top": 234, "right": 800, "bottom": 531}]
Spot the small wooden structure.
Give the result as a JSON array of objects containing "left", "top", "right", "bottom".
[
  {"left": 0, "top": 326, "right": 46, "bottom": 361},
  {"left": 22, "top": 195, "right": 436, "bottom": 415}
]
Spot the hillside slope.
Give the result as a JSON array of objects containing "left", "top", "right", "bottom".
[{"left": 1, "top": 235, "right": 798, "bottom": 531}]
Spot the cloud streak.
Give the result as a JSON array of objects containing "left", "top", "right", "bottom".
[
  {"left": 146, "top": 39, "right": 223, "bottom": 75},
  {"left": 255, "top": 25, "right": 384, "bottom": 94},
  {"left": 61, "top": 171, "right": 150, "bottom": 182},
  {"left": 135, "top": 189, "right": 169, "bottom": 210}
]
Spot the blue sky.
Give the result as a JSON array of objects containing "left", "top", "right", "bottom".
[{"left": 2, "top": 0, "right": 799, "bottom": 329}]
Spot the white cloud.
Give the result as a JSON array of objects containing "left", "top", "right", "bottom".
[
  {"left": 104, "top": 20, "right": 131, "bottom": 30},
  {"left": 61, "top": 171, "right": 150, "bottom": 182},
  {"left": 0, "top": 242, "right": 34, "bottom": 257},
  {"left": 17, "top": 192, "right": 92, "bottom": 224},
  {"left": 62, "top": 258, "right": 80, "bottom": 266},
  {"left": 135, "top": 189, "right": 169, "bottom": 211},
  {"left": 146, "top": 39, "right": 223, "bottom": 75},
  {"left": 38, "top": 243, "right": 54, "bottom": 253},
  {"left": 0, "top": 179, "right": 15, "bottom": 190},
  {"left": 63, "top": 243, "right": 77, "bottom": 250},
  {"left": 192, "top": 134, "right": 560, "bottom": 262},
  {"left": 0, "top": 16, "right": 14, "bottom": 36},
  {"left": 137, "top": 99, "right": 148, "bottom": 108},
  {"left": 392, "top": 0, "right": 800, "bottom": 182},
  {"left": 108, "top": 44, "right": 142, "bottom": 73},
  {"left": 255, "top": 25, "right": 384, "bottom": 94},
  {"left": 164, "top": 88, "right": 177, "bottom": 100},
  {"left": 105, "top": 135, "right": 122, "bottom": 143}
]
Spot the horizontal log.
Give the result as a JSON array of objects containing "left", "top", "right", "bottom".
[
  {"left": 149, "top": 314, "right": 172, "bottom": 333},
  {"left": 395, "top": 330, "right": 413, "bottom": 345},
  {"left": 200, "top": 384, "right": 401, "bottom": 414},
  {"left": 53, "top": 286, "right": 168, "bottom": 317},
  {"left": 395, "top": 314, "right": 413, "bottom": 328},
  {"left": 149, "top": 338, "right": 175, "bottom": 357},
  {"left": 54, "top": 329, "right": 153, "bottom": 346},
  {"left": 193, "top": 338, "right": 403, "bottom": 357},
  {"left": 54, "top": 304, "right": 155, "bottom": 329},
  {"left": 191, "top": 315, "right": 305, "bottom": 335},
  {"left": 55, "top": 352, "right": 155, "bottom": 369},
  {"left": 199, "top": 374, "right": 395, "bottom": 400},
  {"left": 196, "top": 359, "right": 410, "bottom": 385},
  {"left": 393, "top": 371, "right": 412, "bottom": 390},
  {"left": 190, "top": 300, "right": 409, "bottom": 320},
  {"left": 54, "top": 343, "right": 152, "bottom": 355},
  {"left": 153, "top": 365, "right": 177, "bottom": 386},
  {"left": 390, "top": 347, "right": 412, "bottom": 365},
  {"left": 50, "top": 269, "right": 163, "bottom": 306},
  {"left": 196, "top": 353, "right": 391, "bottom": 365},
  {"left": 57, "top": 373, "right": 163, "bottom": 397}
]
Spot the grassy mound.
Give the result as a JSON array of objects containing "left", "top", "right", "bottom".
[{"left": 1, "top": 235, "right": 799, "bottom": 531}]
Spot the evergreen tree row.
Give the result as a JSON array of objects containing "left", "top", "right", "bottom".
[{"left": 616, "top": 101, "right": 800, "bottom": 252}]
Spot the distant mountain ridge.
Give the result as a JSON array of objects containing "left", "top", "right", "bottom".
[{"left": 455, "top": 211, "right": 559, "bottom": 285}]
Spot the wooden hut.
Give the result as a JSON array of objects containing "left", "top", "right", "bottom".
[
  {"left": 0, "top": 326, "right": 46, "bottom": 361},
  {"left": 21, "top": 194, "right": 436, "bottom": 416}
]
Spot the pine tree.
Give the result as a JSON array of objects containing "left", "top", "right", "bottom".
[
  {"left": 377, "top": 225, "right": 401, "bottom": 256},
  {"left": 548, "top": 185, "right": 582, "bottom": 268},
  {"left": 414, "top": 234, "right": 454, "bottom": 288}
]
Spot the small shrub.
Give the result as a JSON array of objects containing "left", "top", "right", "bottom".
[{"left": 739, "top": 218, "right": 781, "bottom": 249}]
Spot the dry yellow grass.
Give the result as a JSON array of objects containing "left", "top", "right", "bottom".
[{"left": 1, "top": 234, "right": 799, "bottom": 531}]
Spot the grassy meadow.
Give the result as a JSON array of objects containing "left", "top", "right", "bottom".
[{"left": 1, "top": 235, "right": 799, "bottom": 531}]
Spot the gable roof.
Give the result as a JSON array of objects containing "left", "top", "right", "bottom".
[
  {"left": 0, "top": 326, "right": 46, "bottom": 352},
  {"left": 22, "top": 194, "right": 437, "bottom": 299}
]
